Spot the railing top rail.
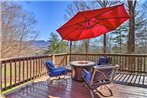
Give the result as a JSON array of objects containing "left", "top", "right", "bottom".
[
  {"left": 0, "top": 53, "right": 69, "bottom": 63},
  {"left": 1, "top": 53, "right": 147, "bottom": 63},
  {"left": 53, "top": 53, "right": 68, "bottom": 56},
  {"left": 0, "top": 55, "right": 52, "bottom": 62},
  {"left": 70, "top": 53, "right": 147, "bottom": 57}
]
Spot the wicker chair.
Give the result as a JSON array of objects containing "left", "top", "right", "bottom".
[{"left": 82, "top": 64, "right": 119, "bottom": 97}]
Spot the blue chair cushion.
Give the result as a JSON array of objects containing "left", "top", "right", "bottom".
[
  {"left": 83, "top": 69, "right": 91, "bottom": 83},
  {"left": 46, "top": 60, "right": 55, "bottom": 71},
  {"left": 49, "top": 67, "right": 67, "bottom": 77},
  {"left": 98, "top": 57, "right": 110, "bottom": 65}
]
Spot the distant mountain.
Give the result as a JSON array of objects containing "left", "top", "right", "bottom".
[{"left": 29, "top": 40, "right": 50, "bottom": 49}]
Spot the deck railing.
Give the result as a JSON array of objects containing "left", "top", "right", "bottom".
[
  {"left": 0, "top": 53, "right": 147, "bottom": 91},
  {"left": 1, "top": 55, "right": 49, "bottom": 91},
  {"left": 70, "top": 54, "right": 147, "bottom": 73}
]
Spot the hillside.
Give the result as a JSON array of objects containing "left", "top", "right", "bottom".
[{"left": 29, "top": 40, "right": 50, "bottom": 49}]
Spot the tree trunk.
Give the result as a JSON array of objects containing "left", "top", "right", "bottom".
[
  {"left": 127, "top": 0, "right": 136, "bottom": 71},
  {"left": 84, "top": 39, "right": 89, "bottom": 53},
  {"left": 103, "top": 34, "right": 107, "bottom": 53},
  {"left": 99, "top": 0, "right": 107, "bottom": 54},
  {"left": 128, "top": 0, "right": 136, "bottom": 53}
]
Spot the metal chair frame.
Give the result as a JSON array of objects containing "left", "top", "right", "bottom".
[
  {"left": 44, "top": 61, "right": 68, "bottom": 86},
  {"left": 83, "top": 65, "right": 119, "bottom": 97}
]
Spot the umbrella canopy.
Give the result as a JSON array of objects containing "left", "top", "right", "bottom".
[{"left": 57, "top": 4, "right": 130, "bottom": 41}]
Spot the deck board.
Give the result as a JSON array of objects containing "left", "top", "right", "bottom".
[{"left": 5, "top": 72, "right": 147, "bottom": 98}]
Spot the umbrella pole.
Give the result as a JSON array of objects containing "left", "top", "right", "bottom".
[{"left": 70, "top": 41, "right": 72, "bottom": 62}]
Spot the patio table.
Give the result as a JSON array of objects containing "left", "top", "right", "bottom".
[{"left": 70, "top": 61, "right": 95, "bottom": 82}]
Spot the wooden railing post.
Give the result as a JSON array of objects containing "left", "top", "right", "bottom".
[
  {"left": 67, "top": 54, "right": 70, "bottom": 65},
  {"left": 52, "top": 54, "right": 55, "bottom": 64},
  {"left": 0, "top": 63, "right": 4, "bottom": 98},
  {"left": 0, "top": 62, "right": 2, "bottom": 96}
]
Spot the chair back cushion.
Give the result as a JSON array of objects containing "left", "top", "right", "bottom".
[
  {"left": 98, "top": 56, "right": 111, "bottom": 65},
  {"left": 46, "top": 60, "right": 55, "bottom": 72}
]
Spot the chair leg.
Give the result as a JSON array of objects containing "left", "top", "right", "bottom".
[
  {"left": 55, "top": 75, "right": 68, "bottom": 87},
  {"left": 63, "top": 74, "right": 68, "bottom": 86},
  {"left": 95, "top": 85, "right": 113, "bottom": 97},
  {"left": 46, "top": 77, "right": 51, "bottom": 87},
  {"left": 90, "top": 90, "right": 95, "bottom": 98},
  {"left": 46, "top": 77, "right": 59, "bottom": 86},
  {"left": 64, "top": 78, "right": 68, "bottom": 86},
  {"left": 47, "top": 75, "right": 68, "bottom": 86},
  {"left": 106, "top": 84, "right": 113, "bottom": 96},
  {"left": 84, "top": 83, "right": 95, "bottom": 98}
]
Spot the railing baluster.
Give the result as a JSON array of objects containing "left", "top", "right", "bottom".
[
  {"left": 137, "top": 57, "right": 139, "bottom": 72},
  {"left": 33, "top": 59, "right": 35, "bottom": 79},
  {"left": 38, "top": 58, "right": 40, "bottom": 77},
  {"left": 125, "top": 56, "right": 127, "bottom": 71},
  {"left": 35, "top": 58, "right": 37, "bottom": 78},
  {"left": 10, "top": 60, "right": 12, "bottom": 88},
  {"left": 4, "top": 62, "right": 6, "bottom": 89},
  {"left": 140, "top": 57, "right": 143, "bottom": 72},
  {"left": 27, "top": 58, "right": 28, "bottom": 81},
  {"left": 14, "top": 60, "right": 17, "bottom": 86},
  {"left": 41, "top": 57, "right": 43, "bottom": 75},
  {"left": 144, "top": 57, "right": 146, "bottom": 73},
  {"left": 23, "top": 59, "right": 25, "bottom": 82},
  {"left": 30, "top": 59, "right": 32, "bottom": 79},
  {"left": 114, "top": 56, "right": 116, "bottom": 65},
  {"left": 19, "top": 60, "right": 21, "bottom": 84}
]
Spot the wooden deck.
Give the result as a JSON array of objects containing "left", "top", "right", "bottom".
[
  {"left": 114, "top": 72, "right": 147, "bottom": 88},
  {"left": 5, "top": 73, "right": 147, "bottom": 98}
]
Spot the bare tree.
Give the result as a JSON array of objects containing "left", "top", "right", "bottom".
[
  {"left": 1, "top": 2, "right": 38, "bottom": 58},
  {"left": 135, "top": 1, "right": 147, "bottom": 53},
  {"left": 94, "top": 0, "right": 121, "bottom": 53},
  {"left": 96, "top": 0, "right": 108, "bottom": 53}
]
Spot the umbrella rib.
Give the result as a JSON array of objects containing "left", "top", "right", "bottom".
[
  {"left": 95, "top": 17, "right": 129, "bottom": 19},
  {"left": 79, "top": 12, "right": 93, "bottom": 29},
  {"left": 75, "top": 13, "right": 96, "bottom": 40},
  {"left": 58, "top": 4, "right": 127, "bottom": 30},
  {"left": 79, "top": 12, "right": 100, "bottom": 37},
  {"left": 76, "top": 17, "right": 128, "bottom": 30},
  {"left": 76, "top": 22, "right": 88, "bottom": 29},
  {"left": 67, "top": 28, "right": 85, "bottom": 41},
  {"left": 69, "top": 12, "right": 96, "bottom": 40},
  {"left": 92, "top": 18, "right": 116, "bottom": 30},
  {"left": 62, "top": 25, "right": 83, "bottom": 40}
]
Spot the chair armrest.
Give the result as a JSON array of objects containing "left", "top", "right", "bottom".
[
  {"left": 83, "top": 69, "right": 91, "bottom": 83},
  {"left": 57, "top": 65, "right": 67, "bottom": 68},
  {"left": 63, "top": 65, "right": 71, "bottom": 72}
]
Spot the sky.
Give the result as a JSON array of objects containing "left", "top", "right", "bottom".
[
  {"left": 17, "top": 1, "right": 72, "bottom": 41},
  {"left": 14, "top": 0, "right": 147, "bottom": 41}
]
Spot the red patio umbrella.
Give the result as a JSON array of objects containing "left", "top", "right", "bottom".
[
  {"left": 57, "top": 4, "right": 130, "bottom": 41},
  {"left": 56, "top": 4, "right": 130, "bottom": 59}
]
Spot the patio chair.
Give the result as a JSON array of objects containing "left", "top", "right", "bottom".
[
  {"left": 44, "top": 60, "right": 68, "bottom": 85},
  {"left": 97, "top": 56, "right": 112, "bottom": 65},
  {"left": 82, "top": 64, "right": 119, "bottom": 97}
]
